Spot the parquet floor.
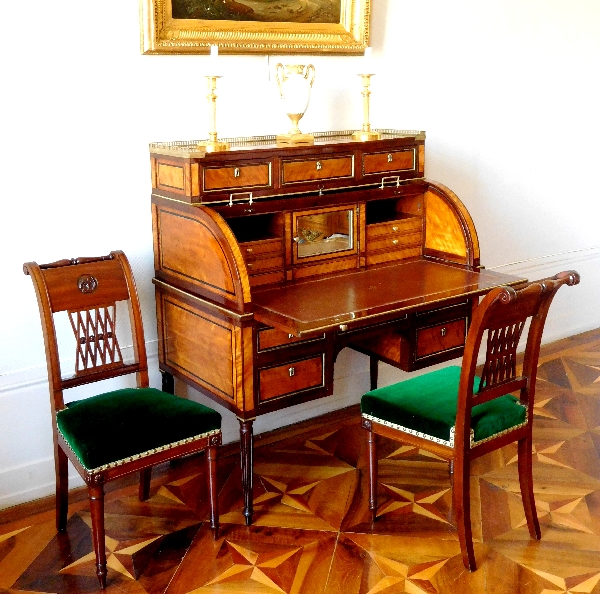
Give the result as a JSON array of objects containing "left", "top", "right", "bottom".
[{"left": 2, "top": 329, "right": 600, "bottom": 593}]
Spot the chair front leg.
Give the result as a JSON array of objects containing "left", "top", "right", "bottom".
[
  {"left": 87, "top": 477, "right": 107, "bottom": 589},
  {"left": 139, "top": 467, "right": 152, "bottom": 501},
  {"left": 207, "top": 443, "right": 219, "bottom": 539},
  {"left": 518, "top": 435, "right": 541, "bottom": 540},
  {"left": 367, "top": 427, "right": 378, "bottom": 522},
  {"left": 55, "top": 443, "right": 69, "bottom": 532},
  {"left": 453, "top": 456, "right": 476, "bottom": 571}
]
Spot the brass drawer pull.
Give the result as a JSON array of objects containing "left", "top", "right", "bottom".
[
  {"left": 288, "top": 367, "right": 295, "bottom": 377},
  {"left": 381, "top": 175, "right": 401, "bottom": 189},
  {"left": 441, "top": 327, "right": 447, "bottom": 337},
  {"left": 246, "top": 248, "right": 253, "bottom": 254},
  {"left": 392, "top": 239, "right": 399, "bottom": 245},
  {"left": 234, "top": 167, "right": 241, "bottom": 178},
  {"left": 288, "top": 334, "right": 294, "bottom": 339},
  {"left": 339, "top": 324, "right": 348, "bottom": 331},
  {"left": 387, "top": 153, "right": 393, "bottom": 163},
  {"left": 392, "top": 225, "right": 399, "bottom": 232},
  {"left": 247, "top": 263, "right": 253, "bottom": 269},
  {"left": 316, "top": 161, "right": 322, "bottom": 170}
]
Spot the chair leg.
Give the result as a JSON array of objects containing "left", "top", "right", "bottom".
[
  {"left": 369, "top": 356, "right": 379, "bottom": 391},
  {"left": 55, "top": 444, "right": 69, "bottom": 532},
  {"left": 518, "top": 435, "right": 541, "bottom": 540},
  {"left": 207, "top": 445, "right": 219, "bottom": 539},
  {"left": 88, "top": 481, "right": 107, "bottom": 589},
  {"left": 367, "top": 429, "right": 378, "bottom": 522},
  {"left": 139, "top": 467, "right": 152, "bottom": 501},
  {"left": 453, "top": 457, "right": 476, "bottom": 571}
]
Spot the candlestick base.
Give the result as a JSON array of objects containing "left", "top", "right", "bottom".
[
  {"left": 197, "top": 140, "right": 230, "bottom": 152},
  {"left": 275, "top": 132, "right": 314, "bottom": 146},
  {"left": 352, "top": 130, "right": 382, "bottom": 142}
]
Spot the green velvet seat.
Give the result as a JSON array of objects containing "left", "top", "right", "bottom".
[
  {"left": 361, "top": 366, "right": 527, "bottom": 446},
  {"left": 58, "top": 388, "right": 222, "bottom": 471}
]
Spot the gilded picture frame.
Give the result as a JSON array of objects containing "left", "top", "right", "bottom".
[{"left": 140, "top": 0, "right": 370, "bottom": 55}]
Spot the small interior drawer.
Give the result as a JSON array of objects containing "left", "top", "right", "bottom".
[
  {"left": 367, "top": 231, "right": 422, "bottom": 253},
  {"left": 416, "top": 319, "right": 466, "bottom": 359},
  {"left": 240, "top": 238, "right": 283, "bottom": 259},
  {"left": 363, "top": 149, "right": 416, "bottom": 175},
  {"left": 282, "top": 156, "right": 353, "bottom": 184},
  {"left": 258, "top": 355, "right": 324, "bottom": 401},
  {"left": 246, "top": 255, "right": 284, "bottom": 274},
  {"left": 203, "top": 163, "right": 271, "bottom": 191},
  {"left": 366, "top": 216, "right": 422, "bottom": 240}
]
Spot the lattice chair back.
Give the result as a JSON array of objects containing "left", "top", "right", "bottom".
[
  {"left": 455, "top": 270, "right": 580, "bottom": 449},
  {"left": 24, "top": 251, "right": 148, "bottom": 412}
]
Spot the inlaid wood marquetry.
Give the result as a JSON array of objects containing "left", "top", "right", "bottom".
[{"left": 2, "top": 327, "right": 600, "bottom": 593}]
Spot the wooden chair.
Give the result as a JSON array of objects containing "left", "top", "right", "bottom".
[
  {"left": 360, "top": 270, "right": 580, "bottom": 571},
  {"left": 24, "top": 251, "right": 222, "bottom": 589}
]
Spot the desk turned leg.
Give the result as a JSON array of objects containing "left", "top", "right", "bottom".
[
  {"left": 239, "top": 419, "right": 254, "bottom": 526},
  {"left": 369, "top": 356, "right": 379, "bottom": 391},
  {"left": 161, "top": 370, "right": 175, "bottom": 394}
]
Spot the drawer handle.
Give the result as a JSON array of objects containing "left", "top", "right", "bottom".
[
  {"left": 289, "top": 367, "right": 295, "bottom": 377},
  {"left": 392, "top": 239, "right": 399, "bottom": 245},
  {"left": 441, "top": 327, "right": 447, "bottom": 337},
  {"left": 288, "top": 334, "right": 295, "bottom": 339},
  {"left": 316, "top": 161, "right": 322, "bottom": 171},
  {"left": 381, "top": 176, "right": 401, "bottom": 189},
  {"left": 293, "top": 236, "right": 301, "bottom": 243},
  {"left": 392, "top": 225, "right": 399, "bottom": 232},
  {"left": 247, "top": 263, "right": 253, "bottom": 269},
  {"left": 387, "top": 153, "right": 393, "bottom": 163},
  {"left": 246, "top": 248, "right": 253, "bottom": 254},
  {"left": 234, "top": 167, "right": 241, "bottom": 178},
  {"left": 339, "top": 324, "right": 348, "bottom": 331}
]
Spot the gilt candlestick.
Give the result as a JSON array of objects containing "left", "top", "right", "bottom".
[{"left": 352, "top": 74, "right": 381, "bottom": 142}]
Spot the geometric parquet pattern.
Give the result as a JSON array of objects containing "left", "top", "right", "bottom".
[{"left": 2, "top": 328, "right": 600, "bottom": 593}]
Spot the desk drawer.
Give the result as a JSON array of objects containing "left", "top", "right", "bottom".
[
  {"left": 203, "top": 163, "right": 271, "bottom": 191},
  {"left": 366, "top": 217, "right": 422, "bottom": 240},
  {"left": 416, "top": 319, "right": 466, "bottom": 359},
  {"left": 282, "top": 156, "right": 353, "bottom": 184},
  {"left": 258, "top": 327, "right": 325, "bottom": 351},
  {"left": 240, "top": 238, "right": 282, "bottom": 258},
  {"left": 258, "top": 355, "right": 324, "bottom": 401},
  {"left": 363, "top": 149, "right": 416, "bottom": 175},
  {"left": 246, "top": 255, "right": 284, "bottom": 274},
  {"left": 367, "top": 231, "right": 422, "bottom": 253}
]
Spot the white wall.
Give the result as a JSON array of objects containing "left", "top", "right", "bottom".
[{"left": 1, "top": 0, "right": 599, "bottom": 509}]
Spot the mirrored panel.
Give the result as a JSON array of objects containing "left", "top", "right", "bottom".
[{"left": 296, "top": 208, "right": 353, "bottom": 259}]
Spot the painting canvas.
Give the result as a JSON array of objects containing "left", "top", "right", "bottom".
[
  {"left": 140, "top": 0, "right": 370, "bottom": 54},
  {"left": 171, "top": 0, "right": 341, "bottom": 23}
]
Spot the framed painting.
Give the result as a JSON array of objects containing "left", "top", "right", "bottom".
[{"left": 140, "top": 0, "right": 371, "bottom": 55}]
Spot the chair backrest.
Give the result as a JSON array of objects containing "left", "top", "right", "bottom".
[
  {"left": 24, "top": 251, "right": 149, "bottom": 414},
  {"left": 455, "top": 270, "right": 580, "bottom": 447}
]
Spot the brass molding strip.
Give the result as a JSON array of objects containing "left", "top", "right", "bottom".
[
  {"left": 149, "top": 129, "right": 426, "bottom": 157},
  {"left": 152, "top": 278, "right": 253, "bottom": 321}
]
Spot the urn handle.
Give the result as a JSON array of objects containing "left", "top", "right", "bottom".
[{"left": 305, "top": 64, "right": 316, "bottom": 87}]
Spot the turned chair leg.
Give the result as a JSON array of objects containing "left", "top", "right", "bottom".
[
  {"left": 453, "top": 457, "right": 476, "bottom": 571},
  {"left": 139, "top": 467, "right": 152, "bottom": 501},
  {"left": 88, "top": 481, "right": 107, "bottom": 589},
  {"left": 367, "top": 429, "right": 378, "bottom": 522},
  {"left": 518, "top": 435, "right": 541, "bottom": 540},
  {"left": 55, "top": 444, "right": 69, "bottom": 532},
  {"left": 207, "top": 445, "right": 219, "bottom": 539}
]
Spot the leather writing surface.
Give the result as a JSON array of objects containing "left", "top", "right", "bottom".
[{"left": 253, "top": 261, "right": 525, "bottom": 336}]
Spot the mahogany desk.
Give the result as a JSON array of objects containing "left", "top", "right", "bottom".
[{"left": 148, "top": 130, "right": 525, "bottom": 524}]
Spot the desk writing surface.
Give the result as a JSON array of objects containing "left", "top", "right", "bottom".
[{"left": 253, "top": 261, "right": 526, "bottom": 336}]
